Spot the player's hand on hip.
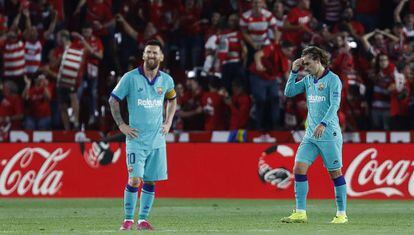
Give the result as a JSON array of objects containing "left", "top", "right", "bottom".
[
  {"left": 161, "top": 121, "right": 172, "bottom": 135},
  {"left": 119, "top": 123, "right": 139, "bottom": 138},
  {"left": 313, "top": 124, "right": 325, "bottom": 139},
  {"left": 292, "top": 58, "right": 303, "bottom": 71}
]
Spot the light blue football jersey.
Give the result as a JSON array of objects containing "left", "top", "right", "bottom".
[
  {"left": 284, "top": 69, "right": 342, "bottom": 141},
  {"left": 110, "top": 67, "right": 175, "bottom": 150}
]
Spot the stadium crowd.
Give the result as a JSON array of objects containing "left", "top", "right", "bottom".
[{"left": 1, "top": 0, "right": 414, "bottom": 137}]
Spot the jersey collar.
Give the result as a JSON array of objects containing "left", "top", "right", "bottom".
[
  {"left": 137, "top": 66, "right": 161, "bottom": 86},
  {"left": 313, "top": 68, "right": 329, "bottom": 84}
]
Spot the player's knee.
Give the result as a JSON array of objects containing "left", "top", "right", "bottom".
[
  {"left": 128, "top": 177, "right": 142, "bottom": 187},
  {"left": 293, "top": 163, "right": 308, "bottom": 175},
  {"left": 329, "top": 169, "right": 342, "bottom": 179}
]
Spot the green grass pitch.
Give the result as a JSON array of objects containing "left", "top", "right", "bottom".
[{"left": 0, "top": 199, "right": 413, "bottom": 234}]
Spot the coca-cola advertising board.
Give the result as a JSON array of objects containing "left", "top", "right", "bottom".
[{"left": 0, "top": 143, "right": 413, "bottom": 199}]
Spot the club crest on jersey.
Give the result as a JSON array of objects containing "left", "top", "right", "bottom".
[
  {"left": 157, "top": 87, "right": 163, "bottom": 95},
  {"left": 318, "top": 83, "right": 325, "bottom": 90}
]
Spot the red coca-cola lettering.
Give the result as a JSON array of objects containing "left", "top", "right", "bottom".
[{"left": 0, "top": 148, "right": 70, "bottom": 196}]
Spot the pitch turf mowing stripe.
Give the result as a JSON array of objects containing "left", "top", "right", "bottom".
[{"left": 0, "top": 199, "right": 413, "bottom": 234}]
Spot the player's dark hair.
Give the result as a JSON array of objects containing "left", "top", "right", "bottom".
[
  {"left": 301, "top": 46, "right": 330, "bottom": 67},
  {"left": 144, "top": 40, "right": 163, "bottom": 51}
]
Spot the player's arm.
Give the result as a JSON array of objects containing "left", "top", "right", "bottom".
[
  {"left": 108, "top": 96, "right": 138, "bottom": 138},
  {"left": 284, "top": 58, "right": 305, "bottom": 97},
  {"left": 162, "top": 88, "right": 177, "bottom": 134},
  {"left": 109, "top": 75, "right": 138, "bottom": 138}
]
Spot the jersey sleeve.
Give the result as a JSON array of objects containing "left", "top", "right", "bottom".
[
  {"left": 284, "top": 71, "right": 306, "bottom": 97},
  {"left": 165, "top": 75, "right": 176, "bottom": 100},
  {"left": 320, "top": 76, "right": 342, "bottom": 126},
  {"left": 110, "top": 73, "right": 130, "bottom": 101}
]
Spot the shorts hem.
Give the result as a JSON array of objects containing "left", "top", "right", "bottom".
[
  {"left": 326, "top": 166, "right": 342, "bottom": 171},
  {"left": 295, "top": 159, "right": 313, "bottom": 166},
  {"left": 143, "top": 177, "right": 168, "bottom": 182}
]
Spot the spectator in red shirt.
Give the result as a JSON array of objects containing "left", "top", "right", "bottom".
[
  {"left": 116, "top": 15, "right": 165, "bottom": 50},
  {"left": 354, "top": 0, "right": 380, "bottom": 32},
  {"left": 85, "top": 0, "right": 115, "bottom": 37},
  {"left": 204, "top": 12, "right": 221, "bottom": 41},
  {"left": 224, "top": 81, "right": 251, "bottom": 130},
  {"left": 340, "top": 60, "right": 369, "bottom": 131},
  {"left": 249, "top": 40, "right": 295, "bottom": 131},
  {"left": 150, "top": 0, "right": 171, "bottom": 34},
  {"left": 390, "top": 64, "right": 411, "bottom": 130},
  {"left": 404, "top": 63, "right": 414, "bottom": 129},
  {"left": 284, "top": 95, "right": 307, "bottom": 130},
  {"left": 201, "top": 78, "right": 228, "bottom": 130},
  {"left": 172, "top": 83, "right": 186, "bottom": 130},
  {"left": 282, "top": 0, "right": 313, "bottom": 46},
  {"left": 0, "top": 81, "right": 24, "bottom": 130},
  {"left": 119, "top": 0, "right": 149, "bottom": 31},
  {"left": 388, "top": 23, "right": 409, "bottom": 64},
  {"left": 177, "top": 0, "right": 204, "bottom": 69},
  {"left": 371, "top": 54, "right": 396, "bottom": 130},
  {"left": 178, "top": 78, "right": 204, "bottom": 130},
  {"left": 22, "top": 74, "right": 52, "bottom": 130},
  {"left": 331, "top": 35, "right": 355, "bottom": 76},
  {"left": 332, "top": 7, "right": 365, "bottom": 40},
  {"left": 362, "top": 29, "right": 398, "bottom": 62},
  {"left": 310, "top": 23, "right": 334, "bottom": 47},
  {"left": 394, "top": 0, "right": 414, "bottom": 41}
]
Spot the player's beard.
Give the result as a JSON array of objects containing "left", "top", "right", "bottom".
[{"left": 145, "top": 59, "right": 159, "bottom": 71}]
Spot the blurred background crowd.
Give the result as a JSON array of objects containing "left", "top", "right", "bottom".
[{"left": 1, "top": 0, "right": 414, "bottom": 138}]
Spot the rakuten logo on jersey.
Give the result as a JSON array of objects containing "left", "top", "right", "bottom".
[
  {"left": 345, "top": 148, "right": 414, "bottom": 198},
  {"left": 137, "top": 98, "right": 163, "bottom": 108},
  {"left": 308, "top": 95, "right": 326, "bottom": 103},
  {"left": 0, "top": 148, "right": 70, "bottom": 196}
]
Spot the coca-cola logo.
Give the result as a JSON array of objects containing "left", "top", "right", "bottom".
[
  {"left": 258, "top": 145, "right": 294, "bottom": 189},
  {"left": 79, "top": 142, "right": 121, "bottom": 168},
  {"left": 345, "top": 148, "right": 414, "bottom": 197},
  {"left": 0, "top": 147, "right": 70, "bottom": 196}
]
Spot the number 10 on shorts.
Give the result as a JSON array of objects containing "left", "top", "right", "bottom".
[{"left": 127, "top": 153, "right": 136, "bottom": 164}]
